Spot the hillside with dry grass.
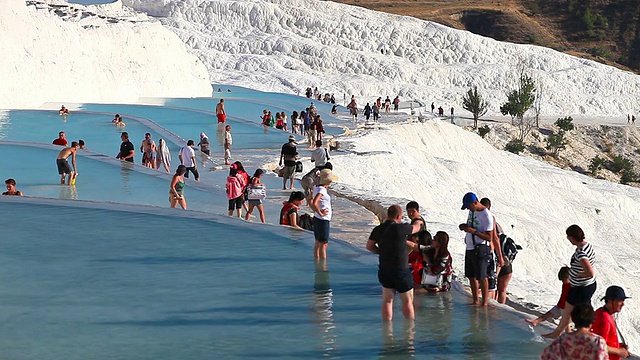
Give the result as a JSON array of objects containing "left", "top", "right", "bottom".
[{"left": 330, "top": 0, "right": 640, "bottom": 73}]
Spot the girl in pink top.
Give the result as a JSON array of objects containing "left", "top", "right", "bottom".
[{"left": 226, "top": 166, "right": 245, "bottom": 217}]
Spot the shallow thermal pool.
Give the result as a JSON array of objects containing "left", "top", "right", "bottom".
[
  {"left": 0, "top": 199, "right": 545, "bottom": 359},
  {"left": 0, "top": 87, "right": 547, "bottom": 358}
]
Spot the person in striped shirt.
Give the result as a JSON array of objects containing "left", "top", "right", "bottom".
[{"left": 544, "top": 224, "right": 597, "bottom": 339}]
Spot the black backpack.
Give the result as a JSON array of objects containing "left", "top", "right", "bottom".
[
  {"left": 243, "top": 177, "right": 253, "bottom": 199},
  {"left": 499, "top": 233, "right": 522, "bottom": 264},
  {"left": 295, "top": 161, "right": 303, "bottom": 173},
  {"left": 299, "top": 214, "right": 315, "bottom": 231}
]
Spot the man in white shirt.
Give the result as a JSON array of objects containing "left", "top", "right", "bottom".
[
  {"left": 179, "top": 140, "right": 199, "bottom": 181},
  {"left": 459, "top": 192, "right": 497, "bottom": 307},
  {"left": 310, "top": 140, "right": 329, "bottom": 169}
]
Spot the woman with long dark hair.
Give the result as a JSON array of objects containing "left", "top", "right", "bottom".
[
  {"left": 245, "top": 169, "right": 266, "bottom": 223},
  {"left": 421, "top": 231, "right": 453, "bottom": 292},
  {"left": 169, "top": 165, "right": 187, "bottom": 210}
]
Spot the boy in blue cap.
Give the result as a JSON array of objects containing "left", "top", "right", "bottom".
[{"left": 459, "top": 192, "right": 502, "bottom": 307}]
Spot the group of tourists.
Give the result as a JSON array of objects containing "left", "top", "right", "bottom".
[
  {"left": 261, "top": 105, "right": 326, "bottom": 147},
  {"left": 49, "top": 99, "right": 632, "bottom": 358},
  {"left": 431, "top": 102, "right": 455, "bottom": 119},
  {"left": 345, "top": 95, "right": 401, "bottom": 123},
  {"left": 361, "top": 190, "right": 631, "bottom": 359},
  {"left": 305, "top": 87, "right": 336, "bottom": 104}
]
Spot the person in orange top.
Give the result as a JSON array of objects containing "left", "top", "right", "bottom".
[
  {"left": 591, "top": 286, "right": 631, "bottom": 360},
  {"left": 279, "top": 191, "right": 305, "bottom": 229}
]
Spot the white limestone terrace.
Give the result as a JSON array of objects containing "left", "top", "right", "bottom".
[
  {"left": 330, "top": 117, "right": 640, "bottom": 350},
  {"left": 124, "top": 0, "right": 640, "bottom": 117},
  {"left": 0, "top": 0, "right": 212, "bottom": 109}
]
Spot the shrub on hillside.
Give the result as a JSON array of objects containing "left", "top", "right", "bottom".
[
  {"left": 610, "top": 155, "right": 633, "bottom": 173},
  {"left": 478, "top": 125, "right": 490, "bottom": 138},
  {"left": 620, "top": 168, "right": 636, "bottom": 185},
  {"left": 590, "top": 46, "right": 611, "bottom": 58},
  {"left": 546, "top": 132, "right": 567, "bottom": 157},
  {"left": 589, "top": 155, "right": 605, "bottom": 176},
  {"left": 505, "top": 139, "right": 525, "bottom": 154},
  {"left": 554, "top": 116, "right": 574, "bottom": 132}
]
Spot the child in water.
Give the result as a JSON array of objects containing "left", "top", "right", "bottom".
[{"left": 525, "top": 267, "right": 571, "bottom": 329}]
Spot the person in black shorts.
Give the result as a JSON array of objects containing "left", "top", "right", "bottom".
[{"left": 366, "top": 205, "right": 422, "bottom": 320}]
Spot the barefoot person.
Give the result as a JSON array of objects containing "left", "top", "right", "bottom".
[
  {"left": 156, "top": 138, "right": 171, "bottom": 173},
  {"left": 224, "top": 125, "right": 232, "bottom": 165},
  {"left": 279, "top": 135, "right": 298, "bottom": 190},
  {"left": 169, "top": 165, "right": 187, "bottom": 210},
  {"left": 459, "top": 192, "right": 498, "bottom": 307},
  {"left": 140, "top": 133, "right": 157, "bottom": 168},
  {"left": 245, "top": 169, "right": 267, "bottom": 223},
  {"left": 56, "top": 142, "right": 79, "bottom": 185},
  {"left": 525, "top": 266, "right": 571, "bottom": 329},
  {"left": 366, "top": 205, "right": 423, "bottom": 321},
  {"left": 543, "top": 225, "right": 597, "bottom": 339},
  {"left": 216, "top": 99, "right": 226, "bottom": 123},
  {"left": 311, "top": 169, "right": 337, "bottom": 259},
  {"left": 179, "top": 140, "right": 199, "bottom": 181}
]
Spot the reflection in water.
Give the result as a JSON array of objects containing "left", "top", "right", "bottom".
[
  {"left": 0, "top": 111, "right": 10, "bottom": 139},
  {"left": 379, "top": 319, "right": 415, "bottom": 359},
  {"left": 120, "top": 161, "right": 134, "bottom": 197},
  {"left": 216, "top": 123, "right": 225, "bottom": 147},
  {"left": 462, "top": 307, "right": 492, "bottom": 360},
  {"left": 58, "top": 184, "right": 78, "bottom": 200},
  {"left": 415, "top": 292, "right": 454, "bottom": 345},
  {"left": 310, "top": 259, "right": 337, "bottom": 357}
]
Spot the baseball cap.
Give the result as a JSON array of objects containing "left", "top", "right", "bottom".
[
  {"left": 602, "top": 286, "right": 630, "bottom": 301},
  {"left": 461, "top": 192, "right": 478, "bottom": 210},
  {"left": 288, "top": 135, "right": 296, "bottom": 141}
]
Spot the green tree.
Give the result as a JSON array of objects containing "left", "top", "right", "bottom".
[
  {"left": 462, "top": 86, "right": 489, "bottom": 129},
  {"left": 554, "top": 116, "right": 575, "bottom": 132},
  {"left": 583, "top": 8, "right": 595, "bottom": 31},
  {"left": 546, "top": 132, "right": 567, "bottom": 157},
  {"left": 611, "top": 155, "right": 633, "bottom": 173},
  {"left": 500, "top": 73, "right": 537, "bottom": 141}
]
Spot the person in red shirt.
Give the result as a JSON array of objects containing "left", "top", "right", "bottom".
[
  {"left": 52, "top": 131, "right": 68, "bottom": 146},
  {"left": 526, "top": 266, "right": 571, "bottom": 328},
  {"left": 591, "top": 285, "right": 631, "bottom": 360},
  {"left": 279, "top": 191, "right": 305, "bottom": 229}
]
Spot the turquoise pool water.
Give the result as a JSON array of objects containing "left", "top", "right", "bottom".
[
  {"left": 0, "top": 200, "right": 545, "bottom": 359},
  {"left": 0, "top": 86, "right": 546, "bottom": 358}
]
